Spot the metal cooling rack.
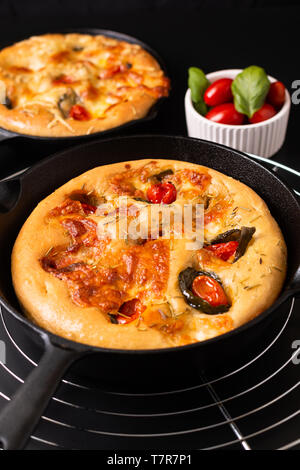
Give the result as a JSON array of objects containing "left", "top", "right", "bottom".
[{"left": 0, "top": 154, "right": 299, "bottom": 450}]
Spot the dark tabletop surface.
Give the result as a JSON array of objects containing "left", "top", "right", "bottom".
[{"left": 0, "top": 4, "right": 299, "bottom": 177}]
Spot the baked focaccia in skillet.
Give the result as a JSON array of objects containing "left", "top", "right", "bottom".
[
  {"left": 12, "top": 160, "right": 287, "bottom": 349},
  {"left": 0, "top": 34, "right": 170, "bottom": 137}
]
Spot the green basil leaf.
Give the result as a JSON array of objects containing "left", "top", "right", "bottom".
[
  {"left": 188, "top": 67, "right": 209, "bottom": 103},
  {"left": 193, "top": 100, "right": 208, "bottom": 116},
  {"left": 231, "top": 66, "right": 271, "bottom": 118}
]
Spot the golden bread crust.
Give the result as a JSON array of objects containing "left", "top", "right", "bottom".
[{"left": 12, "top": 159, "right": 287, "bottom": 349}]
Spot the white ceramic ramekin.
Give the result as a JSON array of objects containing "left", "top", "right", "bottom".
[{"left": 185, "top": 69, "right": 291, "bottom": 158}]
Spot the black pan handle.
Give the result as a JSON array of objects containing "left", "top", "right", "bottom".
[
  {"left": 0, "top": 335, "right": 80, "bottom": 450},
  {"left": 285, "top": 264, "right": 300, "bottom": 299},
  {"left": 0, "top": 178, "right": 22, "bottom": 213},
  {"left": 0, "top": 132, "right": 15, "bottom": 142}
]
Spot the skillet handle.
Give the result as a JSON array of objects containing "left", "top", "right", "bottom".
[
  {"left": 0, "top": 178, "right": 22, "bottom": 213},
  {"left": 0, "top": 336, "right": 79, "bottom": 450},
  {"left": 282, "top": 190, "right": 300, "bottom": 299},
  {"left": 286, "top": 264, "right": 300, "bottom": 299},
  {"left": 0, "top": 131, "right": 15, "bottom": 142}
]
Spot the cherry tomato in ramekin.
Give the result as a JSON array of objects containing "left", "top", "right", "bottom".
[
  {"left": 267, "top": 81, "right": 285, "bottom": 109},
  {"left": 205, "top": 103, "right": 244, "bottom": 125},
  {"left": 249, "top": 103, "right": 276, "bottom": 124},
  {"left": 204, "top": 78, "right": 233, "bottom": 107}
]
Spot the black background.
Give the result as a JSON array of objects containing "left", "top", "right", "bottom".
[{"left": 0, "top": 0, "right": 299, "bottom": 173}]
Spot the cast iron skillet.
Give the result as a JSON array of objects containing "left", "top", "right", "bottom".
[
  {"left": 0, "top": 28, "right": 168, "bottom": 143},
  {"left": 0, "top": 135, "right": 299, "bottom": 450}
]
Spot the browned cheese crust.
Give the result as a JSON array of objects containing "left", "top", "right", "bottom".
[
  {"left": 12, "top": 160, "right": 287, "bottom": 349},
  {"left": 0, "top": 34, "right": 170, "bottom": 136}
]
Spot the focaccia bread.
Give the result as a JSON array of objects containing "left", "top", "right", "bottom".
[
  {"left": 12, "top": 160, "right": 287, "bottom": 349},
  {"left": 0, "top": 34, "right": 170, "bottom": 137}
]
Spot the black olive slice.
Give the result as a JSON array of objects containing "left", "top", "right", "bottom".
[
  {"left": 4, "top": 96, "right": 13, "bottom": 109},
  {"left": 68, "top": 190, "right": 101, "bottom": 207},
  {"left": 132, "top": 197, "right": 149, "bottom": 203},
  {"left": 72, "top": 46, "right": 84, "bottom": 52},
  {"left": 149, "top": 169, "right": 174, "bottom": 183},
  {"left": 234, "top": 226, "right": 256, "bottom": 261},
  {"left": 108, "top": 313, "right": 118, "bottom": 324},
  {"left": 210, "top": 228, "right": 241, "bottom": 244},
  {"left": 125, "top": 237, "right": 147, "bottom": 246},
  {"left": 204, "top": 196, "right": 211, "bottom": 210},
  {"left": 178, "top": 267, "right": 231, "bottom": 315},
  {"left": 209, "top": 226, "right": 256, "bottom": 262},
  {"left": 59, "top": 262, "right": 85, "bottom": 273},
  {"left": 58, "top": 89, "right": 78, "bottom": 118}
]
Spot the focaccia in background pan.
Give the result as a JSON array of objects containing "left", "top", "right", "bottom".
[{"left": 0, "top": 34, "right": 170, "bottom": 137}]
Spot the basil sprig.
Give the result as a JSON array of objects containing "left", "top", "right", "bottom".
[
  {"left": 231, "top": 66, "right": 270, "bottom": 118},
  {"left": 188, "top": 67, "right": 210, "bottom": 116}
]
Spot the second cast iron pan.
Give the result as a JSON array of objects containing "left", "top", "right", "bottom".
[{"left": 0, "top": 28, "right": 169, "bottom": 143}]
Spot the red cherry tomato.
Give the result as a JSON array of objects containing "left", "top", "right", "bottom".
[
  {"left": 147, "top": 182, "right": 177, "bottom": 204},
  {"left": 98, "top": 65, "right": 121, "bottom": 79},
  {"left": 249, "top": 103, "right": 276, "bottom": 124},
  {"left": 81, "top": 202, "right": 97, "bottom": 214},
  {"left": 192, "top": 275, "right": 228, "bottom": 307},
  {"left": 52, "top": 75, "right": 74, "bottom": 85},
  {"left": 205, "top": 103, "right": 244, "bottom": 125},
  {"left": 206, "top": 241, "right": 239, "bottom": 261},
  {"left": 204, "top": 78, "right": 233, "bottom": 107},
  {"left": 69, "top": 104, "right": 91, "bottom": 121},
  {"left": 116, "top": 299, "right": 145, "bottom": 324},
  {"left": 267, "top": 81, "right": 285, "bottom": 109}
]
